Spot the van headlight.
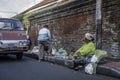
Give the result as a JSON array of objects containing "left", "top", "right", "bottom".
[
  {"left": 23, "top": 41, "right": 27, "bottom": 46},
  {"left": 19, "top": 41, "right": 27, "bottom": 46},
  {"left": 19, "top": 41, "right": 23, "bottom": 46}
]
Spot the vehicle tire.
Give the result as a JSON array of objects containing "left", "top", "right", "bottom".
[{"left": 16, "top": 53, "right": 23, "bottom": 60}]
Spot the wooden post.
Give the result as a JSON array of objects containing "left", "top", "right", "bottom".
[{"left": 96, "top": 0, "right": 102, "bottom": 49}]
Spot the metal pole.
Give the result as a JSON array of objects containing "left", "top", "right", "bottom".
[{"left": 96, "top": 0, "right": 102, "bottom": 49}]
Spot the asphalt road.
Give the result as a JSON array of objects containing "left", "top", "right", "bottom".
[{"left": 0, "top": 55, "right": 119, "bottom": 80}]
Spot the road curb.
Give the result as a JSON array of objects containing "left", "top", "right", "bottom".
[
  {"left": 44, "top": 56, "right": 120, "bottom": 79},
  {"left": 24, "top": 53, "right": 120, "bottom": 79},
  {"left": 97, "top": 66, "right": 120, "bottom": 79},
  {"left": 24, "top": 52, "right": 38, "bottom": 60}
]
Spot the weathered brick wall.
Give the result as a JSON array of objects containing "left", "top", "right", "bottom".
[
  {"left": 29, "top": 0, "right": 120, "bottom": 58},
  {"left": 102, "top": 0, "right": 120, "bottom": 58}
]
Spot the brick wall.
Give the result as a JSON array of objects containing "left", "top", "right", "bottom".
[{"left": 29, "top": 0, "right": 120, "bottom": 58}]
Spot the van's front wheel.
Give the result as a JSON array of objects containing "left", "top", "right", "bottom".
[{"left": 16, "top": 53, "right": 23, "bottom": 60}]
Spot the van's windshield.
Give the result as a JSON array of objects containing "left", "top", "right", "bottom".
[{"left": 0, "top": 19, "right": 24, "bottom": 30}]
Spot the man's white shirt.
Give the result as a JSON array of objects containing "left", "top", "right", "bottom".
[{"left": 38, "top": 28, "right": 51, "bottom": 40}]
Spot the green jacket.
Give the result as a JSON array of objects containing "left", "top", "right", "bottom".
[{"left": 77, "top": 42, "right": 95, "bottom": 57}]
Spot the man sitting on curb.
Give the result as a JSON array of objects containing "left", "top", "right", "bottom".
[{"left": 73, "top": 33, "right": 95, "bottom": 70}]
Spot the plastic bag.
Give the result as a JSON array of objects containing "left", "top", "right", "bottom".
[
  {"left": 31, "top": 46, "right": 39, "bottom": 53},
  {"left": 85, "top": 63, "right": 93, "bottom": 74},
  {"left": 55, "top": 48, "right": 67, "bottom": 59},
  {"left": 91, "top": 55, "right": 98, "bottom": 63},
  {"left": 51, "top": 47, "right": 57, "bottom": 55},
  {"left": 95, "top": 50, "right": 107, "bottom": 62}
]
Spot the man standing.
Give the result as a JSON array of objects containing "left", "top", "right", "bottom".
[{"left": 37, "top": 25, "right": 51, "bottom": 61}]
